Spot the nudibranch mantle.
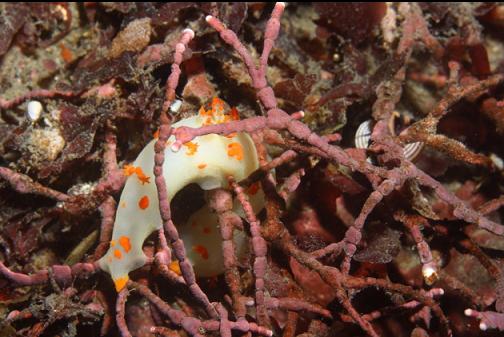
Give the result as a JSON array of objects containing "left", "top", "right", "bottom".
[{"left": 99, "top": 98, "right": 262, "bottom": 291}]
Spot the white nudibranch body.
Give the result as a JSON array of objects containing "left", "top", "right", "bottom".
[{"left": 98, "top": 98, "right": 264, "bottom": 292}]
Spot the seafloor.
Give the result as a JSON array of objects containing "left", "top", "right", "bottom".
[{"left": 1, "top": 3, "right": 504, "bottom": 337}]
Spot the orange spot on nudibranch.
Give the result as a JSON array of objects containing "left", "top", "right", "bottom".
[
  {"left": 110, "top": 240, "right": 116, "bottom": 247},
  {"left": 153, "top": 129, "right": 160, "bottom": 139},
  {"left": 114, "top": 249, "right": 122, "bottom": 259},
  {"left": 138, "top": 195, "right": 149, "bottom": 210},
  {"left": 184, "top": 141, "right": 198, "bottom": 156},
  {"left": 119, "top": 236, "right": 131, "bottom": 253},
  {"left": 134, "top": 167, "right": 150, "bottom": 185},
  {"left": 123, "top": 164, "right": 136, "bottom": 177},
  {"left": 134, "top": 167, "right": 143, "bottom": 175},
  {"left": 197, "top": 163, "right": 207, "bottom": 169},
  {"left": 203, "top": 117, "right": 213, "bottom": 126},
  {"left": 120, "top": 201, "right": 126, "bottom": 208},
  {"left": 212, "top": 97, "right": 225, "bottom": 113},
  {"left": 193, "top": 245, "right": 209, "bottom": 260},
  {"left": 124, "top": 165, "right": 150, "bottom": 184},
  {"left": 199, "top": 105, "right": 210, "bottom": 117},
  {"left": 138, "top": 175, "right": 151, "bottom": 184},
  {"left": 227, "top": 142, "right": 243, "bottom": 160},
  {"left": 169, "top": 261, "right": 181, "bottom": 275},
  {"left": 114, "top": 276, "right": 129, "bottom": 292},
  {"left": 198, "top": 98, "right": 240, "bottom": 125}
]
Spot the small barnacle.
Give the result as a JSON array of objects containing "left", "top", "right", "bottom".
[
  {"left": 25, "top": 128, "right": 66, "bottom": 166},
  {"left": 67, "top": 182, "right": 96, "bottom": 196},
  {"left": 421, "top": 262, "right": 439, "bottom": 285}
]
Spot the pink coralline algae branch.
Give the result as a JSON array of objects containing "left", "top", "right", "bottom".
[{"left": 2, "top": 2, "right": 504, "bottom": 337}]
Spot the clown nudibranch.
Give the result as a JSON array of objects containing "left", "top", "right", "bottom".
[{"left": 98, "top": 98, "right": 264, "bottom": 291}]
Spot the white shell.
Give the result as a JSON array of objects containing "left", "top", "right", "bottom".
[
  {"left": 355, "top": 120, "right": 373, "bottom": 149},
  {"left": 170, "top": 99, "right": 182, "bottom": 113},
  {"left": 355, "top": 119, "right": 424, "bottom": 161},
  {"left": 26, "top": 101, "right": 43, "bottom": 122},
  {"left": 403, "top": 141, "right": 424, "bottom": 162}
]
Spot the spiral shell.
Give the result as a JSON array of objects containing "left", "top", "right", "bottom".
[{"left": 355, "top": 119, "right": 424, "bottom": 161}]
